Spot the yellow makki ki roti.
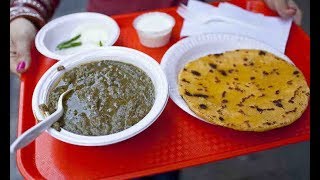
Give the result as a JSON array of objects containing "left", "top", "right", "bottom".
[{"left": 178, "top": 49, "right": 309, "bottom": 132}]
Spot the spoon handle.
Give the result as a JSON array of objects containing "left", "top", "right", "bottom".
[{"left": 10, "top": 110, "right": 63, "bottom": 153}]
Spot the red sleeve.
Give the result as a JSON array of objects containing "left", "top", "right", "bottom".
[
  {"left": 10, "top": 0, "right": 60, "bottom": 29},
  {"left": 87, "top": 0, "right": 188, "bottom": 15}
]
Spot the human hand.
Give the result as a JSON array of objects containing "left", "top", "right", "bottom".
[
  {"left": 264, "top": 0, "right": 302, "bottom": 25},
  {"left": 10, "top": 18, "right": 37, "bottom": 77}
]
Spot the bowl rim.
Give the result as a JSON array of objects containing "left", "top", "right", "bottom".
[
  {"left": 32, "top": 46, "right": 169, "bottom": 146},
  {"left": 35, "top": 12, "right": 120, "bottom": 61}
]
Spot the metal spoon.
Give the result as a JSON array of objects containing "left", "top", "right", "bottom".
[{"left": 10, "top": 89, "right": 73, "bottom": 154}]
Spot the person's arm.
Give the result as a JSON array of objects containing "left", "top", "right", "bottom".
[
  {"left": 10, "top": 0, "right": 60, "bottom": 76},
  {"left": 264, "top": 0, "right": 302, "bottom": 25},
  {"left": 10, "top": 0, "right": 60, "bottom": 28}
]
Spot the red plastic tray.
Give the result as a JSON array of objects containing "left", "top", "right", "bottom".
[{"left": 16, "top": 0, "right": 310, "bottom": 179}]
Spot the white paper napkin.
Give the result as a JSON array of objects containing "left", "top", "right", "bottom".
[{"left": 180, "top": 0, "right": 293, "bottom": 53}]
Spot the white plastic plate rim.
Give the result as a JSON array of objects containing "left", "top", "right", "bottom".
[
  {"left": 32, "top": 46, "right": 168, "bottom": 146},
  {"left": 160, "top": 32, "right": 294, "bottom": 124},
  {"left": 35, "top": 12, "right": 120, "bottom": 61}
]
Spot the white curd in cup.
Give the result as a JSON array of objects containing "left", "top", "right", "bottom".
[{"left": 133, "top": 12, "right": 175, "bottom": 48}]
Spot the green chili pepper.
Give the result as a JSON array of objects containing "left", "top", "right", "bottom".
[
  {"left": 99, "top": 41, "right": 103, "bottom": 47},
  {"left": 56, "top": 34, "right": 81, "bottom": 50},
  {"left": 57, "top": 42, "right": 82, "bottom": 50}
]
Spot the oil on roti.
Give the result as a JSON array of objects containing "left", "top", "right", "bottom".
[{"left": 178, "top": 49, "right": 309, "bottom": 132}]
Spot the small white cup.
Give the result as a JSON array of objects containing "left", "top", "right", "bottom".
[{"left": 133, "top": 12, "right": 176, "bottom": 48}]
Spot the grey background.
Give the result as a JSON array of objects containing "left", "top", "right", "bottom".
[{"left": 10, "top": 0, "right": 310, "bottom": 179}]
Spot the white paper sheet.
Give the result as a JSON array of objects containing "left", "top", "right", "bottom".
[{"left": 180, "top": 0, "right": 292, "bottom": 53}]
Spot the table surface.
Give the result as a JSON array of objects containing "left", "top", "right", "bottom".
[{"left": 15, "top": 0, "right": 310, "bottom": 179}]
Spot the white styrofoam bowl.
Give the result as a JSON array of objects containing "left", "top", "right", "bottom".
[
  {"left": 32, "top": 47, "right": 168, "bottom": 146},
  {"left": 35, "top": 12, "right": 120, "bottom": 60}
]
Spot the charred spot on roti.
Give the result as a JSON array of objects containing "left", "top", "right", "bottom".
[
  {"left": 222, "top": 91, "right": 226, "bottom": 98},
  {"left": 228, "top": 69, "right": 234, "bottom": 73},
  {"left": 182, "top": 78, "right": 190, "bottom": 83},
  {"left": 288, "top": 86, "right": 302, "bottom": 103},
  {"left": 215, "top": 77, "right": 221, "bottom": 83},
  {"left": 258, "top": 94, "right": 265, "bottom": 98},
  {"left": 263, "top": 122, "right": 272, "bottom": 126},
  {"left": 285, "top": 108, "right": 297, "bottom": 114},
  {"left": 250, "top": 105, "right": 275, "bottom": 113},
  {"left": 263, "top": 71, "right": 269, "bottom": 76},
  {"left": 234, "top": 86, "right": 245, "bottom": 93},
  {"left": 191, "top": 70, "right": 201, "bottom": 76},
  {"left": 232, "top": 81, "right": 240, "bottom": 85},
  {"left": 199, "top": 104, "right": 208, "bottom": 109},
  {"left": 272, "top": 99, "right": 283, "bottom": 108},
  {"left": 238, "top": 109, "right": 246, "bottom": 115},
  {"left": 237, "top": 103, "right": 244, "bottom": 107},
  {"left": 244, "top": 120, "right": 251, "bottom": 128},
  {"left": 239, "top": 94, "right": 255, "bottom": 104},
  {"left": 214, "top": 53, "right": 223, "bottom": 57},
  {"left": 193, "top": 93, "right": 209, "bottom": 98},
  {"left": 293, "top": 71, "right": 299, "bottom": 75},
  {"left": 259, "top": 50, "right": 266, "bottom": 56},
  {"left": 272, "top": 69, "right": 279, "bottom": 74},
  {"left": 209, "top": 63, "right": 217, "bottom": 69},
  {"left": 222, "top": 99, "right": 228, "bottom": 103},
  {"left": 185, "top": 90, "right": 192, "bottom": 96},
  {"left": 219, "top": 70, "right": 227, "bottom": 76}
]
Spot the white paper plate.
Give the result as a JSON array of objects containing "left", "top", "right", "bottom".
[
  {"left": 32, "top": 47, "right": 168, "bottom": 146},
  {"left": 160, "top": 33, "right": 293, "bottom": 123},
  {"left": 35, "top": 12, "right": 120, "bottom": 61}
]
